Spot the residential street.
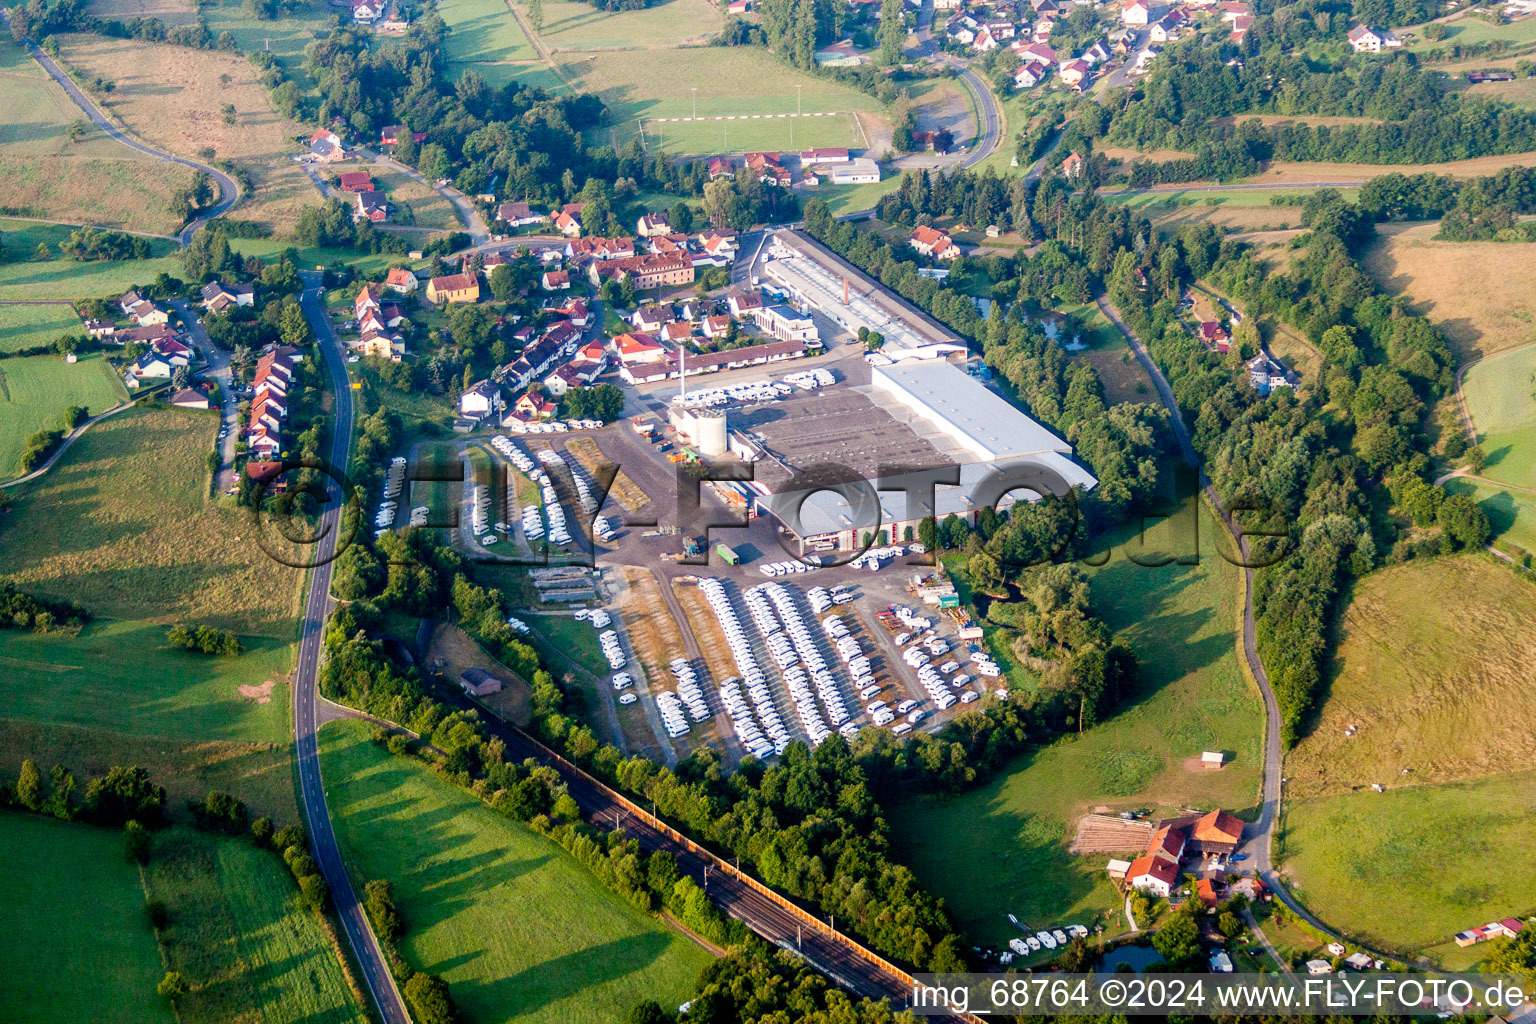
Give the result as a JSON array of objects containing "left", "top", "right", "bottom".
[{"left": 170, "top": 299, "right": 240, "bottom": 491}]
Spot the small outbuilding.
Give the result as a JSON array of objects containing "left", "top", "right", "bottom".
[{"left": 459, "top": 668, "right": 504, "bottom": 697}]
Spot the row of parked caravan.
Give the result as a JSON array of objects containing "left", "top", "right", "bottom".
[
  {"left": 503, "top": 418, "right": 602, "bottom": 433},
  {"left": 753, "top": 582, "right": 855, "bottom": 747},
  {"left": 491, "top": 435, "right": 538, "bottom": 475},
  {"left": 666, "top": 658, "right": 710, "bottom": 724},
  {"left": 780, "top": 368, "right": 835, "bottom": 391},
  {"left": 550, "top": 449, "right": 600, "bottom": 514},
  {"left": 598, "top": 629, "right": 627, "bottom": 671},
  {"left": 533, "top": 450, "right": 572, "bottom": 546},
  {"left": 806, "top": 585, "right": 856, "bottom": 615},
  {"left": 674, "top": 379, "right": 794, "bottom": 410},
  {"left": 1006, "top": 924, "right": 1089, "bottom": 960},
  {"left": 656, "top": 690, "right": 691, "bottom": 738},
  {"left": 698, "top": 577, "right": 791, "bottom": 760},
  {"left": 469, "top": 483, "right": 494, "bottom": 541},
  {"left": 573, "top": 607, "right": 611, "bottom": 629},
  {"left": 375, "top": 456, "right": 409, "bottom": 534}
]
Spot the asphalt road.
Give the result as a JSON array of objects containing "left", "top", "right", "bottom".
[
  {"left": 292, "top": 274, "right": 412, "bottom": 1024},
  {"left": 6, "top": 14, "right": 240, "bottom": 244},
  {"left": 169, "top": 299, "right": 240, "bottom": 491}
]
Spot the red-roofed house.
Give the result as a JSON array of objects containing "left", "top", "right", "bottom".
[
  {"left": 1126, "top": 855, "right": 1179, "bottom": 897},
  {"left": 385, "top": 267, "right": 418, "bottom": 294},
  {"left": 1188, "top": 809, "right": 1244, "bottom": 854},
  {"left": 909, "top": 225, "right": 961, "bottom": 260},
  {"left": 338, "top": 171, "right": 374, "bottom": 193},
  {"left": 612, "top": 332, "right": 670, "bottom": 365},
  {"left": 1060, "top": 151, "right": 1085, "bottom": 178},
  {"left": 542, "top": 269, "right": 570, "bottom": 291},
  {"left": 1121, "top": 0, "right": 1149, "bottom": 23}
]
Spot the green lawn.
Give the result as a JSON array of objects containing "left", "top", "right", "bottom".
[
  {"left": 1103, "top": 187, "right": 1362, "bottom": 209},
  {"left": 1464, "top": 342, "right": 1536, "bottom": 438},
  {"left": 533, "top": 0, "right": 723, "bottom": 50},
  {"left": 0, "top": 352, "right": 126, "bottom": 476},
  {"left": 646, "top": 113, "right": 868, "bottom": 156},
  {"left": 142, "top": 828, "right": 366, "bottom": 1024},
  {"left": 525, "top": 611, "right": 610, "bottom": 677},
  {"left": 818, "top": 177, "right": 902, "bottom": 217},
  {"left": 0, "top": 303, "right": 80, "bottom": 353},
  {"left": 1410, "top": 11, "right": 1536, "bottom": 53},
  {"left": 319, "top": 720, "right": 713, "bottom": 1024},
  {"left": 1279, "top": 770, "right": 1536, "bottom": 961},
  {"left": 890, "top": 501, "right": 1261, "bottom": 946},
  {"left": 0, "top": 620, "right": 293, "bottom": 744},
  {"left": 1, "top": 812, "right": 170, "bottom": 1024}
]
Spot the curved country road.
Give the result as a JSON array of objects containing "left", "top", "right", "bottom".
[
  {"left": 292, "top": 273, "right": 412, "bottom": 1024},
  {"left": 1094, "top": 293, "right": 1405, "bottom": 965},
  {"left": 6, "top": 13, "right": 241, "bottom": 244}
]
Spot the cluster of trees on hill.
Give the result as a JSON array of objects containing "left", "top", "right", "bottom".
[
  {"left": 166, "top": 623, "right": 244, "bottom": 655},
  {"left": 1106, "top": 47, "right": 1536, "bottom": 167},
  {"left": 1358, "top": 166, "right": 1536, "bottom": 240},
  {"left": 58, "top": 227, "right": 151, "bottom": 262},
  {"left": 0, "top": 585, "right": 89, "bottom": 634},
  {"left": 1106, "top": 201, "right": 1486, "bottom": 741},
  {"left": 6, "top": 760, "right": 165, "bottom": 825}
]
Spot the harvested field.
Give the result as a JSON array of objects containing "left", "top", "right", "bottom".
[
  {"left": 1069, "top": 813, "right": 1154, "bottom": 854},
  {"left": 55, "top": 35, "right": 319, "bottom": 234},
  {"left": 1285, "top": 555, "right": 1536, "bottom": 801},
  {"left": 1362, "top": 222, "right": 1536, "bottom": 361},
  {"left": 1251, "top": 152, "right": 1536, "bottom": 183},
  {"left": 566, "top": 436, "right": 647, "bottom": 512},
  {"left": 426, "top": 622, "right": 533, "bottom": 726},
  {"left": 0, "top": 36, "right": 194, "bottom": 234},
  {"left": 1211, "top": 114, "right": 1383, "bottom": 128}
]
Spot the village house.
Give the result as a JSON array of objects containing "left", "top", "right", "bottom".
[
  {"left": 631, "top": 305, "right": 672, "bottom": 332},
  {"left": 1059, "top": 58, "right": 1091, "bottom": 86},
  {"left": 1015, "top": 61, "right": 1050, "bottom": 88},
  {"left": 636, "top": 211, "right": 673, "bottom": 238},
  {"left": 1229, "top": 14, "right": 1252, "bottom": 41},
  {"left": 547, "top": 297, "right": 592, "bottom": 328},
  {"left": 351, "top": 0, "right": 380, "bottom": 23},
  {"left": 553, "top": 210, "right": 583, "bottom": 237},
  {"left": 385, "top": 267, "right": 418, "bottom": 294},
  {"left": 707, "top": 156, "right": 734, "bottom": 179},
  {"left": 1198, "top": 320, "right": 1231, "bottom": 351},
  {"left": 355, "top": 190, "right": 388, "bottom": 222},
  {"left": 307, "top": 129, "right": 346, "bottom": 162},
  {"left": 338, "top": 171, "right": 374, "bottom": 193},
  {"left": 909, "top": 225, "right": 961, "bottom": 260},
  {"left": 246, "top": 345, "right": 301, "bottom": 455},
  {"left": 425, "top": 273, "right": 481, "bottom": 304},
  {"left": 170, "top": 386, "right": 211, "bottom": 409},
  {"left": 1121, "top": 0, "right": 1150, "bottom": 24},
  {"left": 612, "top": 332, "right": 671, "bottom": 371},
  {"left": 497, "top": 200, "right": 545, "bottom": 227},
  {"left": 567, "top": 236, "right": 636, "bottom": 262},
  {"left": 1013, "top": 40, "right": 1057, "bottom": 64},
  {"left": 200, "top": 280, "right": 254, "bottom": 313},
  {"left": 1060, "top": 151, "right": 1085, "bottom": 177},
  {"left": 1347, "top": 24, "right": 1401, "bottom": 51},
  {"left": 512, "top": 390, "right": 558, "bottom": 421},
  {"left": 82, "top": 318, "right": 114, "bottom": 338},
  {"left": 542, "top": 269, "right": 570, "bottom": 291},
  {"left": 380, "top": 125, "right": 426, "bottom": 147},
  {"left": 659, "top": 320, "right": 695, "bottom": 345},
  {"left": 702, "top": 314, "right": 733, "bottom": 339},
  {"left": 728, "top": 291, "right": 763, "bottom": 319},
  {"left": 459, "top": 379, "right": 505, "bottom": 419}
]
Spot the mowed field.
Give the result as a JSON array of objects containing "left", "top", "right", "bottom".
[
  {"left": 565, "top": 48, "right": 883, "bottom": 153},
  {"left": 319, "top": 720, "right": 713, "bottom": 1024},
  {"left": 0, "top": 302, "right": 80, "bottom": 353},
  {"left": 1280, "top": 556, "right": 1536, "bottom": 961},
  {"left": 55, "top": 34, "right": 320, "bottom": 234},
  {"left": 890, "top": 502, "right": 1261, "bottom": 945},
  {"left": 0, "top": 353, "right": 126, "bottom": 477},
  {"left": 534, "top": 0, "right": 723, "bottom": 50},
  {"left": 1444, "top": 477, "right": 1536, "bottom": 553},
  {"left": 142, "top": 828, "right": 365, "bottom": 1024},
  {"left": 0, "top": 405, "right": 306, "bottom": 634},
  {"left": 1280, "top": 770, "right": 1536, "bottom": 961},
  {"left": 1462, "top": 342, "right": 1536, "bottom": 497},
  {"left": 438, "top": 0, "right": 564, "bottom": 92},
  {"left": 1363, "top": 223, "right": 1536, "bottom": 361},
  {"left": 0, "top": 37, "right": 194, "bottom": 234},
  {"left": 1, "top": 813, "right": 170, "bottom": 1024}
]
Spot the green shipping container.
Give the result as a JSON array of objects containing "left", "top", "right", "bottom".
[
  {"left": 938, "top": 594, "right": 960, "bottom": 608},
  {"left": 716, "top": 543, "right": 739, "bottom": 565}
]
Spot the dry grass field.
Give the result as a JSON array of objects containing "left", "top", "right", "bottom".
[
  {"left": 55, "top": 34, "right": 320, "bottom": 234},
  {"left": 85, "top": 0, "right": 199, "bottom": 25},
  {"left": 0, "top": 37, "right": 193, "bottom": 234},
  {"left": 1361, "top": 222, "right": 1536, "bottom": 361},
  {"left": 565, "top": 437, "right": 646, "bottom": 512},
  {"left": 1285, "top": 555, "right": 1536, "bottom": 800},
  {"left": 617, "top": 568, "right": 687, "bottom": 681},
  {"left": 426, "top": 622, "right": 533, "bottom": 727},
  {"left": 0, "top": 405, "right": 306, "bottom": 637},
  {"left": 1251, "top": 151, "right": 1536, "bottom": 183},
  {"left": 533, "top": 0, "right": 724, "bottom": 51}
]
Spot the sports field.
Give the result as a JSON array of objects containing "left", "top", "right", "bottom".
[
  {"left": 1280, "top": 770, "right": 1536, "bottom": 961},
  {"left": 890, "top": 501, "right": 1260, "bottom": 944},
  {"left": 1285, "top": 556, "right": 1536, "bottom": 800},
  {"left": 565, "top": 48, "right": 883, "bottom": 153},
  {"left": 0, "top": 404, "right": 306, "bottom": 635},
  {"left": 1363, "top": 224, "right": 1536, "bottom": 362},
  {"left": 0, "top": 303, "right": 81, "bottom": 353},
  {"left": 0, "top": 353, "right": 126, "bottom": 476},
  {"left": 319, "top": 719, "right": 713, "bottom": 1024},
  {"left": 0, "top": 36, "right": 194, "bottom": 235},
  {"left": 1, "top": 812, "right": 169, "bottom": 1024},
  {"left": 55, "top": 34, "right": 321, "bottom": 234},
  {"left": 142, "top": 828, "right": 365, "bottom": 1024}
]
